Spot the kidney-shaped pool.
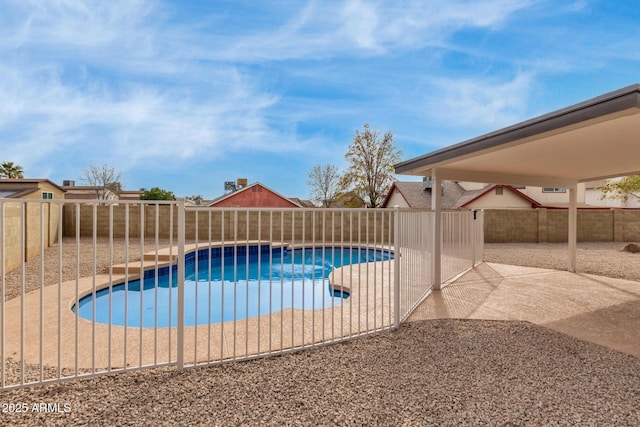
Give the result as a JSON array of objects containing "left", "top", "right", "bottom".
[{"left": 73, "top": 245, "right": 393, "bottom": 327}]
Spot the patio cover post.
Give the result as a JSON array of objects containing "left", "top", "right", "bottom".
[
  {"left": 432, "top": 172, "right": 442, "bottom": 290},
  {"left": 568, "top": 186, "right": 577, "bottom": 272}
]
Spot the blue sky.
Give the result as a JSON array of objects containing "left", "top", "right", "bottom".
[{"left": 1, "top": 1, "right": 639, "bottom": 200}]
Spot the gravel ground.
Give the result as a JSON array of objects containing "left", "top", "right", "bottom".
[
  {"left": 1, "top": 239, "right": 639, "bottom": 426},
  {"left": 2, "top": 238, "right": 173, "bottom": 301},
  {"left": 1, "top": 320, "right": 639, "bottom": 426},
  {"left": 484, "top": 241, "right": 640, "bottom": 282}
]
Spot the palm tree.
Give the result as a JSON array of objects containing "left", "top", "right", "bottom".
[{"left": 0, "top": 161, "right": 24, "bottom": 179}]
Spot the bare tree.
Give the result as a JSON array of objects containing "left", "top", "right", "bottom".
[
  {"left": 80, "top": 163, "right": 124, "bottom": 200},
  {"left": 307, "top": 164, "right": 340, "bottom": 207},
  {"left": 341, "top": 123, "right": 401, "bottom": 208}
]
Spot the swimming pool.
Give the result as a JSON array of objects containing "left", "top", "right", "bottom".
[{"left": 74, "top": 245, "right": 393, "bottom": 327}]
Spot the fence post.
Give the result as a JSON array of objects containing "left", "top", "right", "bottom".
[
  {"left": 177, "top": 198, "right": 185, "bottom": 370},
  {"left": 472, "top": 210, "right": 477, "bottom": 266},
  {"left": 432, "top": 174, "right": 442, "bottom": 290},
  {"left": 393, "top": 206, "right": 400, "bottom": 329},
  {"left": 1, "top": 201, "right": 4, "bottom": 389},
  {"left": 477, "top": 210, "right": 484, "bottom": 265}
]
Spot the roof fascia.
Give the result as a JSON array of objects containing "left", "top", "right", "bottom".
[
  {"left": 396, "top": 84, "right": 640, "bottom": 175},
  {"left": 381, "top": 183, "right": 400, "bottom": 207}
]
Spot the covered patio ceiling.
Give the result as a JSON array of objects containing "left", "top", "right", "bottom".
[
  {"left": 395, "top": 83, "right": 640, "bottom": 279},
  {"left": 396, "top": 84, "right": 640, "bottom": 188}
]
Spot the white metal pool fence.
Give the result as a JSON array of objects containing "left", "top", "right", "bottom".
[{"left": 0, "top": 199, "right": 483, "bottom": 390}]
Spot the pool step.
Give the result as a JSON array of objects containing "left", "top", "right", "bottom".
[
  {"left": 111, "top": 259, "right": 173, "bottom": 276},
  {"left": 142, "top": 253, "right": 178, "bottom": 262},
  {"left": 110, "top": 241, "right": 290, "bottom": 277}
]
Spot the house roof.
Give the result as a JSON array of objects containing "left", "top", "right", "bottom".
[
  {"left": 457, "top": 184, "right": 542, "bottom": 208},
  {"left": 390, "top": 181, "right": 468, "bottom": 209},
  {"left": 0, "top": 179, "right": 66, "bottom": 198},
  {"left": 288, "top": 198, "right": 316, "bottom": 208},
  {"left": 208, "top": 182, "right": 301, "bottom": 208},
  {"left": 0, "top": 178, "right": 65, "bottom": 190},
  {"left": 382, "top": 181, "right": 541, "bottom": 209},
  {"left": 395, "top": 84, "right": 640, "bottom": 187}
]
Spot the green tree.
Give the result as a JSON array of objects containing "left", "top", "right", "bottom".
[
  {"left": 307, "top": 164, "right": 340, "bottom": 207},
  {"left": 0, "top": 161, "right": 24, "bottom": 178},
  {"left": 341, "top": 123, "right": 401, "bottom": 208},
  {"left": 140, "top": 187, "right": 176, "bottom": 200},
  {"left": 599, "top": 175, "right": 640, "bottom": 203}
]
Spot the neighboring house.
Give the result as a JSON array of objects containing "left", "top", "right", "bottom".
[
  {"left": 62, "top": 182, "right": 143, "bottom": 200},
  {"left": 0, "top": 179, "right": 65, "bottom": 272},
  {"left": 457, "top": 184, "right": 542, "bottom": 209},
  {"left": 62, "top": 184, "right": 118, "bottom": 200},
  {"left": 507, "top": 179, "right": 639, "bottom": 208},
  {"left": 0, "top": 179, "right": 65, "bottom": 200},
  {"left": 119, "top": 190, "right": 145, "bottom": 200},
  {"left": 208, "top": 182, "right": 301, "bottom": 208},
  {"left": 185, "top": 198, "right": 208, "bottom": 206},
  {"left": 516, "top": 184, "right": 585, "bottom": 207},
  {"left": 381, "top": 180, "right": 540, "bottom": 209},
  {"left": 383, "top": 178, "right": 640, "bottom": 210},
  {"left": 288, "top": 198, "right": 316, "bottom": 208}
]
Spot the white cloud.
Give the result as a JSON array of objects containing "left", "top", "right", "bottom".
[
  {"left": 0, "top": 0, "right": 314, "bottom": 175},
  {"left": 0, "top": 62, "right": 286, "bottom": 173},
  {"left": 3, "top": 0, "right": 156, "bottom": 50},
  {"left": 425, "top": 73, "right": 534, "bottom": 128},
  {"left": 0, "top": 0, "right": 611, "bottom": 185},
  {"left": 207, "top": 0, "right": 538, "bottom": 60},
  {"left": 337, "top": 0, "right": 536, "bottom": 51},
  {"left": 338, "top": 0, "right": 381, "bottom": 50}
]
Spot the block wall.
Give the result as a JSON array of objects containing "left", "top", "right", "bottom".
[
  {"left": 484, "top": 208, "right": 640, "bottom": 243},
  {"left": 62, "top": 205, "right": 394, "bottom": 244},
  {"left": 2, "top": 201, "right": 61, "bottom": 273}
]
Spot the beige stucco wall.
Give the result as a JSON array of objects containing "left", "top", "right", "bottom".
[
  {"left": 385, "top": 190, "right": 409, "bottom": 208},
  {"left": 466, "top": 188, "right": 532, "bottom": 209},
  {"left": 521, "top": 183, "right": 586, "bottom": 205}
]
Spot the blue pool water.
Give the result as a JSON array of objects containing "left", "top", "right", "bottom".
[{"left": 75, "top": 245, "right": 392, "bottom": 327}]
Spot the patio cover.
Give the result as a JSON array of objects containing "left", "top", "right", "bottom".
[{"left": 395, "top": 83, "right": 640, "bottom": 282}]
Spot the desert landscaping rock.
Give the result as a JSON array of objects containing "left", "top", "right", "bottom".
[
  {"left": 1, "top": 239, "right": 639, "bottom": 425},
  {"left": 620, "top": 242, "right": 640, "bottom": 253},
  {"left": 1, "top": 320, "right": 639, "bottom": 426}
]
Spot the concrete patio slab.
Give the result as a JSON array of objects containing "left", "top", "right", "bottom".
[{"left": 408, "top": 262, "right": 640, "bottom": 357}]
